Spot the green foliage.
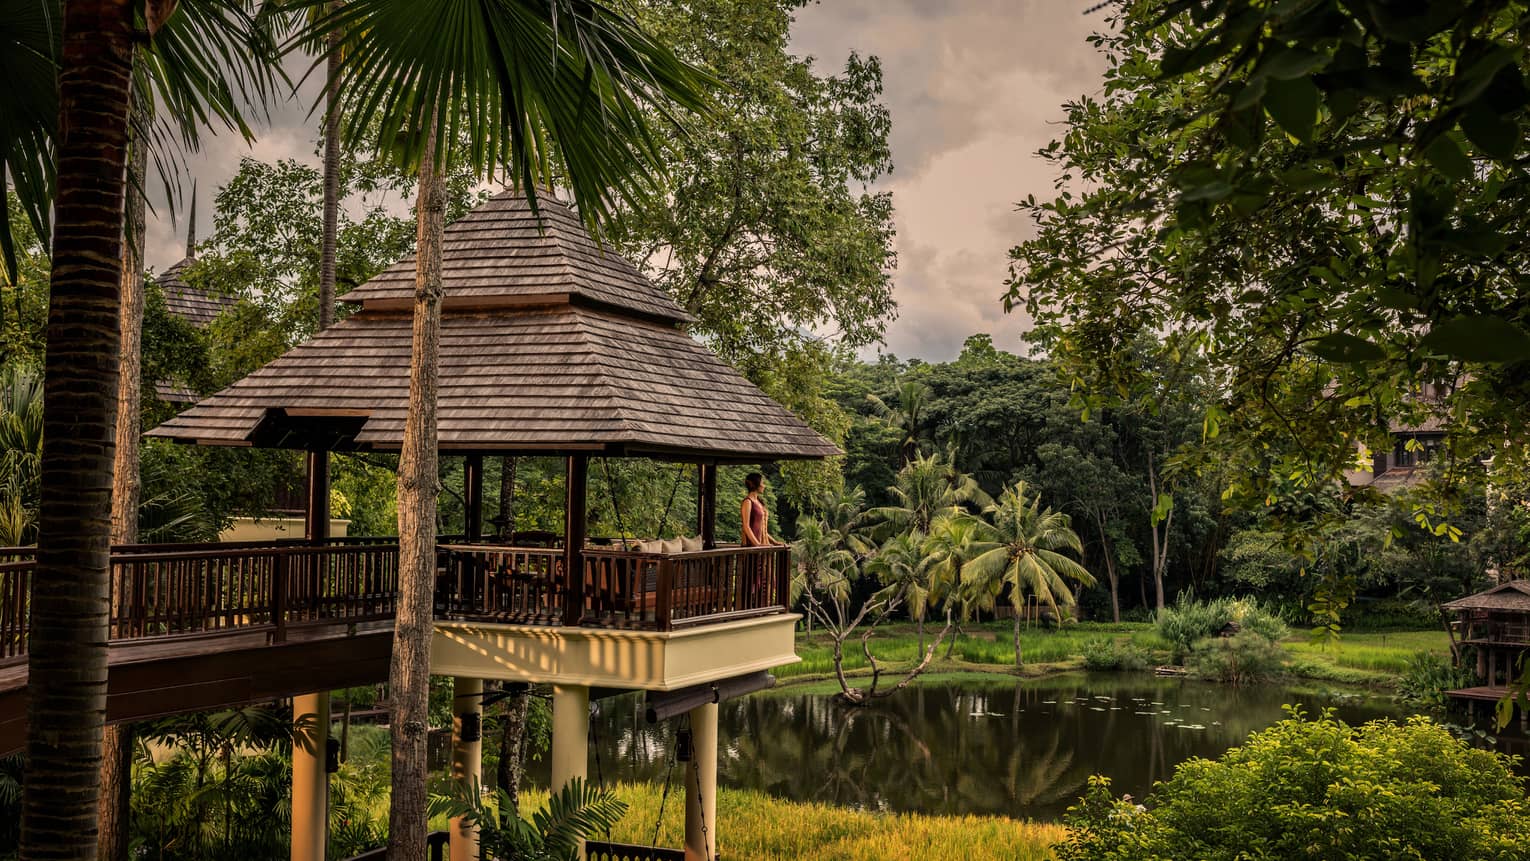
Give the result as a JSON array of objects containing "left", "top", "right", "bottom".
[
  {"left": 439, "top": 778, "right": 626, "bottom": 861},
  {"left": 1154, "top": 595, "right": 1288, "bottom": 664},
  {"left": 1057, "top": 711, "right": 1530, "bottom": 861},
  {"left": 1188, "top": 631, "right": 1287, "bottom": 685},
  {"left": 1399, "top": 651, "right": 1476, "bottom": 709},
  {"left": 1080, "top": 637, "right": 1150, "bottom": 672}
]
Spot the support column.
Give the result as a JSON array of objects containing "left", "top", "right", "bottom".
[
  {"left": 563, "top": 456, "right": 589, "bottom": 626},
  {"left": 450, "top": 677, "right": 484, "bottom": 861},
  {"left": 305, "top": 451, "right": 330, "bottom": 543},
  {"left": 550, "top": 685, "right": 590, "bottom": 791},
  {"left": 698, "top": 463, "right": 717, "bottom": 550},
  {"left": 684, "top": 703, "right": 719, "bottom": 861},
  {"left": 463, "top": 455, "right": 484, "bottom": 542},
  {"left": 291, "top": 691, "right": 330, "bottom": 861}
]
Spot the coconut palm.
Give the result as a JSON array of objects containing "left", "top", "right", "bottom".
[
  {"left": 867, "top": 530, "right": 932, "bottom": 652},
  {"left": 965, "top": 481, "right": 1094, "bottom": 668},
  {"left": 866, "top": 379, "right": 929, "bottom": 465},
  {"left": 305, "top": 4, "right": 715, "bottom": 855},
  {"left": 923, "top": 512, "right": 983, "bottom": 658},
  {"left": 868, "top": 450, "right": 989, "bottom": 539},
  {"left": 790, "top": 518, "right": 856, "bottom": 636}
]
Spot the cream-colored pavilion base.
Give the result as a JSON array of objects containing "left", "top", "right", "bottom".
[
  {"left": 430, "top": 614, "right": 799, "bottom": 690},
  {"left": 291, "top": 692, "right": 330, "bottom": 861},
  {"left": 685, "top": 702, "right": 719, "bottom": 861},
  {"left": 450, "top": 677, "right": 483, "bottom": 861}
]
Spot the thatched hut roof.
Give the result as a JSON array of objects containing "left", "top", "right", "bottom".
[{"left": 1442, "top": 580, "right": 1530, "bottom": 613}]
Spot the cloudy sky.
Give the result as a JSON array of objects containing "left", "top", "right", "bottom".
[{"left": 143, "top": 0, "right": 1108, "bottom": 362}]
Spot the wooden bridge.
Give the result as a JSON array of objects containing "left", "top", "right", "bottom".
[{"left": 0, "top": 538, "right": 791, "bottom": 753}]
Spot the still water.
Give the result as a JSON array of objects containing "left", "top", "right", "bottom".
[{"left": 534, "top": 673, "right": 1412, "bottom": 822}]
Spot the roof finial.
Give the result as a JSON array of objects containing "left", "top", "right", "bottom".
[{"left": 186, "top": 180, "right": 197, "bottom": 259}]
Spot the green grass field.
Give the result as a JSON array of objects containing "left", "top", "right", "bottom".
[
  {"left": 520, "top": 783, "right": 1065, "bottom": 861},
  {"left": 779, "top": 620, "right": 1450, "bottom": 688}
]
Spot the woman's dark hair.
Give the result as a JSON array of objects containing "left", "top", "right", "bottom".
[{"left": 744, "top": 472, "right": 764, "bottom": 492}]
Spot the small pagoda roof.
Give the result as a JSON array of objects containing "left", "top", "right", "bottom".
[
  {"left": 1442, "top": 580, "right": 1530, "bottom": 613},
  {"left": 157, "top": 257, "right": 234, "bottom": 328},
  {"left": 148, "top": 192, "right": 838, "bottom": 462},
  {"left": 341, "top": 192, "right": 691, "bottom": 324}
]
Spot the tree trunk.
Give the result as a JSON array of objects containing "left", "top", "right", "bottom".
[
  {"left": 22, "top": 2, "right": 134, "bottom": 858},
  {"left": 495, "top": 686, "right": 530, "bottom": 814},
  {"left": 916, "top": 612, "right": 923, "bottom": 655},
  {"left": 318, "top": 3, "right": 342, "bottom": 331},
  {"left": 1012, "top": 608, "right": 1022, "bottom": 668},
  {"left": 386, "top": 120, "right": 445, "bottom": 861},
  {"left": 97, "top": 83, "right": 148, "bottom": 861},
  {"left": 496, "top": 456, "right": 517, "bottom": 540}
]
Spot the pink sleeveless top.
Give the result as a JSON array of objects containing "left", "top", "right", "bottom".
[{"left": 746, "top": 496, "right": 767, "bottom": 545}]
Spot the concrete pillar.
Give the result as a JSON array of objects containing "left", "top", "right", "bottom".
[
  {"left": 684, "top": 703, "right": 719, "bottom": 861},
  {"left": 450, "top": 677, "right": 484, "bottom": 861},
  {"left": 291, "top": 691, "right": 330, "bottom": 861},
  {"left": 550, "top": 685, "right": 590, "bottom": 791}
]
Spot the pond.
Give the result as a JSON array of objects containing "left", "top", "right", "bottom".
[{"left": 532, "top": 673, "right": 1416, "bottom": 822}]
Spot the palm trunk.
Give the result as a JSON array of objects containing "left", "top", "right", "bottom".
[
  {"left": 1012, "top": 608, "right": 1022, "bottom": 668},
  {"left": 97, "top": 83, "right": 149, "bottom": 861},
  {"left": 318, "top": 5, "right": 342, "bottom": 331},
  {"left": 916, "top": 612, "right": 924, "bottom": 655},
  {"left": 386, "top": 120, "right": 445, "bottom": 861},
  {"left": 23, "top": 4, "right": 134, "bottom": 859}
]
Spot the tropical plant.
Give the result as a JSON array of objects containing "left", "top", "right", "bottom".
[
  {"left": 1057, "top": 711, "right": 1530, "bottom": 861},
  {"left": 866, "top": 380, "right": 930, "bottom": 465},
  {"left": 305, "top": 3, "right": 716, "bottom": 854},
  {"left": 1154, "top": 594, "right": 1288, "bottom": 665},
  {"left": 866, "top": 530, "right": 931, "bottom": 651},
  {"left": 790, "top": 518, "right": 855, "bottom": 638},
  {"left": 965, "top": 481, "right": 1094, "bottom": 667},
  {"left": 923, "top": 513, "right": 984, "bottom": 657},
  {"left": 435, "top": 777, "right": 627, "bottom": 861},
  {"left": 868, "top": 450, "right": 989, "bottom": 539},
  {"left": 0, "top": 362, "right": 42, "bottom": 545}
]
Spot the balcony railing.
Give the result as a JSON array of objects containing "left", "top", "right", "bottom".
[{"left": 0, "top": 539, "right": 792, "bottom": 663}]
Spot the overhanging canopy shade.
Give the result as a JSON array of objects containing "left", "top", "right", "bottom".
[{"left": 148, "top": 192, "right": 839, "bottom": 462}]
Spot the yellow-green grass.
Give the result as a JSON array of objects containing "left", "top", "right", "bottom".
[
  {"left": 1282, "top": 630, "right": 1450, "bottom": 676},
  {"left": 781, "top": 621, "right": 1162, "bottom": 679},
  {"left": 519, "top": 783, "right": 1064, "bottom": 861}
]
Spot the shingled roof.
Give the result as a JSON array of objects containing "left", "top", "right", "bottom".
[
  {"left": 341, "top": 192, "right": 691, "bottom": 324},
  {"left": 157, "top": 257, "right": 234, "bottom": 328},
  {"left": 149, "top": 191, "right": 838, "bottom": 462},
  {"left": 1443, "top": 580, "right": 1530, "bottom": 613}
]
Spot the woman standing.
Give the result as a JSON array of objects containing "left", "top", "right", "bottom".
[{"left": 740, "top": 473, "right": 783, "bottom": 547}]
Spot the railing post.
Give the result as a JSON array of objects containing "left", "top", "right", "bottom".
[
  {"left": 272, "top": 550, "right": 288, "bottom": 643},
  {"left": 777, "top": 546, "right": 791, "bottom": 609},
  {"left": 656, "top": 557, "right": 673, "bottom": 632}
]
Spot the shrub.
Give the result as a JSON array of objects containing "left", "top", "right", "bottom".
[
  {"left": 1188, "top": 631, "right": 1286, "bottom": 684},
  {"left": 1080, "top": 637, "right": 1150, "bottom": 672},
  {"left": 1154, "top": 595, "right": 1287, "bottom": 663},
  {"left": 1398, "top": 650, "right": 1474, "bottom": 707},
  {"left": 1057, "top": 711, "right": 1530, "bottom": 861}
]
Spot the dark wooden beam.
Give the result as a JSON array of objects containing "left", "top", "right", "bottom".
[
  {"left": 698, "top": 463, "right": 717, "bottom": 549},
  {"left": 644, "top": 671, "right": 774, "bottom": 723},
  {"left": 305, "top": 450, "right": 330, "bottom": 543},
  {"left": 463, "top": 454, "right": 484, "bottom": 542},
  {"left": 563, "top": 455, "right": 589, "bottom": 626}
]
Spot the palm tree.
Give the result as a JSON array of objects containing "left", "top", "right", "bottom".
[
  {"left": 310, "top": 4, "right": 714, "bottom": 855},
  {"left": 923, "top": 513, "right": 982, "bottom": 658},
  {"left": 790, "top": 519, "right": 855, "bottom": 637},
  {"left": 868, "top": 450, "right": 989, "bottom": 539},
  {"left": 866, "top": 531, "right": 931, "bottom": 652},
  {"left": 965, "top": 482, "right": 1094, "bottom": 668},
  {"left": 866, "top": 379, "right": 930, "bottom": 465},
  {"left": 4, "top": 4, "right": 281, "bottom": 855}
]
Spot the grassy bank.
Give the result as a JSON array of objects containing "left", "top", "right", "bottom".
[
  {"left": 520, "top": 783, "right": 1064, "bottom": 861},
  {"left": 780, "top": 621, "right": 1449, "bottom": 688}
]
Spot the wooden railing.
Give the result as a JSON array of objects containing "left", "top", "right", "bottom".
[
  {"left": 0, "top": 541, "right": 400, "bottom": 663},
  {"left": 0, "top": 540, "right": 791, "bottom": 661}
]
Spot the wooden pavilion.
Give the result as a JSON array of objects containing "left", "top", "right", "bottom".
[
  {"left": 1443, "top": 581, "right": 1530, "bottom": 716},
  {"left": 0, "top": 191, "right": 835, "bottom": 861}
]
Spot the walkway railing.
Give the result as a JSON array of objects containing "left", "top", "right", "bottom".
[{"left": 0, "top": 539, "right": 791, "bottom": 662}]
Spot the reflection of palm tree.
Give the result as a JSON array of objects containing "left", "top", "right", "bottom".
[{"left": 965, "top": 482, "right": 1095, "bottom": 667}]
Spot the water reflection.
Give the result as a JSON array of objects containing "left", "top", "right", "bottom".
[{"left": 530, "top": 673, "right": 1410, "bottom": 821}]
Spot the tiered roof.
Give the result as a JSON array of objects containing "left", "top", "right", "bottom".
[{"left": 149, "top": 192, "right": 837, "bottom": 462}]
